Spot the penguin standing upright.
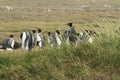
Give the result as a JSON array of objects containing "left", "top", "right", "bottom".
[
  {"left": 21, "top": 31, "right": 33, "bottom": 50},
  {"left": 66, "top": 23, "right": 77, "bottom": 43},
  {"left": 80, "top": 30, "right": 89, "bottom": 40},
  {"left": 32, "top": 30, "right": 37, "bottom": 47},
  {"left": 51, "top": 30, "right": 62, "bottom": 48},
  {"left": 47, "top": 32, "right": 54, "bottom": 47},
  {"left": 67, "top": 23, "right": 76, "bottom": 35},
  {"left": 37, "top": 29, "right": 46, "bottom": 48},
  {"left": 55, "top": 30, "right": 62, "bottom": 48}
]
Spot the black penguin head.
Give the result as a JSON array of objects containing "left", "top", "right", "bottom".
[
  {"left": 38, "top": 29, "right": 42, "bottom": 33},
  {"left": 48, "top": 32, "right": 51, "bottom": 36},
  {"left": 56, "top": 30, "right": 60, "bottom": 35},
  {"left": 32, "top": 30, "right": 36, "bottom": 33},
  {"left": 94, "top": 31, "right": 96, "bottom": 34},
  {"left": 10, "top": 34, "right": 14, "bottom": 38},
  {"left": 85, "top": 30, "right": 89, "bottom": 33},
  {"left": 89, "top": 33, "right": 91, "bottom": 36},
  {"left": 89, "top": 30, "right": 92, "bottom": 34},
  {"left": 67, "top": 23, "right": 73, "bottom": 27},
  {"left": 76, "top": 33, "right": 80, "bottom": 36},
  {"left": 90, "top": 30, "right": 93, "bottom": 33}
]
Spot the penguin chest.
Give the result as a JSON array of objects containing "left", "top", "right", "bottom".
[{"left": 56, "top": 37, "right": 61, "bottom": 45}]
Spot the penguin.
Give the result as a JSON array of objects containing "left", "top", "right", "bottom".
[
  {"left": 21, "top": 31, "right": 33, "bottom": 50},
  {"left": 0, "top": 34, "right": 15, "bottom": 51},
  {"left": 87, "top": 30, "right": 97, "bottom": 44},
  {"left": 32, "top": 30, "right": 37, "bottom": 47},
  {"left": 5, "top": 34, "right": 15, "bottom": 50},
  {"left": 37, "top": 29, "right": 46, "bottom": 48},
  {"left": 80, "top": 30, "right": 89, "bottom": 40},
  {"left": 55, "top": 30, "right": 62, "bottom": 48},
  {"left": 67, "top": 23, "right": 76, "bottom": 35},
  {"left": 66, "top": 23, "right": 77, "bottom": 43},
  {"left": 75, "top": 33, "right": 80, "bottom": 47},
  {"left": 48, "top": 30, "right": 62, "bottom": 48},
  {"left": 47, "top": 32, "right": 55, "bottom": 48}
]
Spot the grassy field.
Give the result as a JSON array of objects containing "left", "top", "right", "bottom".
[
  {"left": 0, "top": 28, "right": 120, "bottom": 80},
  {"left": 0, "top": 0, "right": 120, "bottom": 80},
  {"left": 0, "top": 18, "right": 120, "bottom": 80}
]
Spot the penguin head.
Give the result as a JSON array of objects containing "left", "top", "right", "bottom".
[
  {"left": 48, "top": 32, "right": 51, "bottom": 36},
  {"left": 89, "top": 30, "right": 93, "bottom": 35},
  {"left": 10, "top": 34, "right": 14, "bottom": 38},
  {"left": 94, "top": 31, "right": 96, "bottom": 35},
  {"left": 38, "top": 29, "right": 42, "bottom": 33},
  {"left": 76, "top": 33, "right": 80, "bottom": 36},
  {"left": 67, "top": 23, "right": 73, "bottom": 27},
  {"left": 85, "top": 30, "right": 89, "bottom": 33},
  {"left": 32, "top": 30, "right": 36, "bottom": 33},
  {"left": 56, "top": 30, "right": 60, "bottom": 35}
]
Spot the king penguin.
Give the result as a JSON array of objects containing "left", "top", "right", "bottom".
[{"left": 21, "top": 31, "right": 33, "bottom": 50}]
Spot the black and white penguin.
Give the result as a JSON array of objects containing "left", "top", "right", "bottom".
[
  {"left": 79, "top": 30, "right": 97, "bottom": 43},
  {"left": 36, "top": 29, "right": 46, "bottom": 48},
  {"left": 0, "top": 34, "right": 15, "bottom": 51},
  {"left": 87, "top": 30, "right": 97, "bottom": 44},
  {"left": 80, "top": 30, "right": 89, "bottom": 40},
  {"left": 32, "top": 30, "right": 37, "bottom": 47},
  {"left": 5, "top": 34, "right": 15, "bottom": 50},
  {"left": 67, "top": 23, "right": 76, "bottom": 35},
  {"left": 47, "top": 32, "right": 52, "bottom": 45},
  {"left": 50, "top": 30, "right": 62, "bottom": 48},
  {"left": 21, "top": 31, "right": 33, "bottom": 50},
  {"left": 55, "top": 30, "right": 62, "bottom": 48},
  {"left": 65, "top": 23, "right": 77, "bottom": 43}
]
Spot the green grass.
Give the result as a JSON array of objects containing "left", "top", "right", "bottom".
[
  {"left": 0, "top": 10, "right": 120, "bottom": 79},
  {"left": 0, "top": 27, "right": 120, "bottom": 80}
]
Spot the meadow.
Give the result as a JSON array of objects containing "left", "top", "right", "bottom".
[{"left": 0, "top": 1, "right": 120, "bottom": 80}]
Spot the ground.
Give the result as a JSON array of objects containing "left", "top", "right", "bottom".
[{"left": 0, "top": 0, "right": 120, "bottom": 32}]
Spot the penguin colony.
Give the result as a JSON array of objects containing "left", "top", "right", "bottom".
[{"left": 0, "top": 23, "right": 97, "bottom": 51}]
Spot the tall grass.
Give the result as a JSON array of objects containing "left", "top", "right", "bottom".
[
  {"left": 0, "top": 19, "right": 120, "bottom": 80},
  {"left": 0, "top": 40, "right": 120, "bottom": 80}
]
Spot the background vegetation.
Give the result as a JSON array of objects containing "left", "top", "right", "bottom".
[
  {"left": 0, "top": 20, "right": 120, "bottom": 80},
  {"left": 0, "top": 0, "right": 120, "bottom": 80}
]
